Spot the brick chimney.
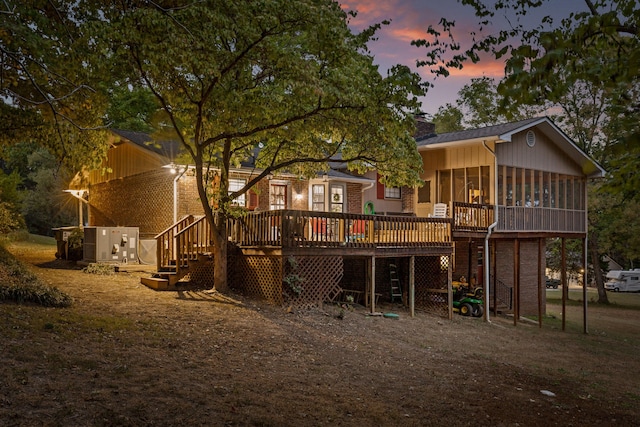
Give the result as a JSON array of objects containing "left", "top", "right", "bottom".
[{"left": 414, "top": 113, "right": 436, "bottom": 140}]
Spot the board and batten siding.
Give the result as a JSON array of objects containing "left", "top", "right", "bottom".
[
  {"left": 417, "top": 144, "right": 496, "bottom": 217},
  {"left": 88, "top": 141, "right": 169, "bottom": 186},
  {"left": 496, "top": 130, "right": 583, "bottom": 176}
]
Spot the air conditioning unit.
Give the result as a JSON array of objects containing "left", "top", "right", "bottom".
[{"left": 83, "top": 226, "right": 139, "bottom": 263}]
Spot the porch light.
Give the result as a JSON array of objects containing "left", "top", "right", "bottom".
[
  {"left": 164, "top": 163, "right": 185, "bottom": 175},
  {"left": 294, "top": 193, "right": 303, "bottom": 201},
  {"left": 63, "top": 189, "right": 88, "bottom": 228},
  {"left": 64, "top": 189, "right": 86, "bottom": 199}
]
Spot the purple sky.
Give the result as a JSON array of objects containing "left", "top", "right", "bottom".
[{"left": 342, "top": 0, "right": 588, "bottom": 115}]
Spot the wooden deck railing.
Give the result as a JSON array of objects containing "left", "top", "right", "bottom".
[
  {"left": 155, "top": 215, "right": 196, "bottom": 270},
  {"left": 174, "top": 216, "right": 215, "bottom": 276},
  {"left": 229, "top": 210, "right": 452, "bottom": 248},
  {"left": 496, "top": 206, "right": 586, "bottom": 233},
  {"left": 451, "top": 202, "right": 494, "bottom": 231}
]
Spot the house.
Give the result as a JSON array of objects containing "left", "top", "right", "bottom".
[{"left": 71, "top": 116, "right": 604, "bottom": 322}]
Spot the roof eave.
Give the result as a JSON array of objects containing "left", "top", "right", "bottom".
[{"left": 417, "top": 136, "right": 502, "bottom": 151}]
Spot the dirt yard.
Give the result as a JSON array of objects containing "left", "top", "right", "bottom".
[{"left": 2, "top": 240, "right": 640, "bottom": 426}]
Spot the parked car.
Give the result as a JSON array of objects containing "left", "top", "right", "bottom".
[{"left": 545, "top": 278, "right": 560, "bottom": 289}]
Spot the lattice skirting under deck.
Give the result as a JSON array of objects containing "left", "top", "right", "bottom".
[{"left": 414, "top": 255, "right": 451, "bottom": 317}]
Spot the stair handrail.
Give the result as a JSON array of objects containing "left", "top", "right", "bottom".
[
  {"left": 490, "top": 275, "right": 513, "bottom": 311},
  {"left": 174, "top": 215, "right": 213, "bottom": 277},
  {"left": 154, "top": 215, "right": 197, "bottom": 271}
]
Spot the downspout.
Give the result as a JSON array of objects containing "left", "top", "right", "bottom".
[
  {"left": 361, "top": 181, "right": 375, "bottom": 214},
  {"left": 361, "top": 181, "right": 375, "bottom": 193},
  {"left": 173, "top": 166, "right": 188, "bottom": 224},
  {"left": 482, "top": 140, "right": 498, "bottom": 323}
]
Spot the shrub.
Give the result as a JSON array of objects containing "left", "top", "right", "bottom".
[
  {"left": 66, "top": 228, "right": 84, "bottom": 261},
  {"left": 0, "top": 201, "right": 25, "bottom": 234},
  {"left": 82, "top": 263, "right": 115, "bottom": 275},
  {"left": 0, "top": 244, "right": 72, "bottom": 307}
]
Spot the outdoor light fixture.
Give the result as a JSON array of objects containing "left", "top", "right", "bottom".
[
  {"left": 63, "top": 189, "right": 89, "bottom": 228},
  {"left": 64, "top": 189, "right": 86, "bottom": 199}
]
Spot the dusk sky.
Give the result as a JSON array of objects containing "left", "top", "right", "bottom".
[{"left": 342, "top": 0, "right": 589, "bottom": 115}]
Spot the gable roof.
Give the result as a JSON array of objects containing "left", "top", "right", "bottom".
[
  {"left": 416, "top": 117, "right": 542, "bottom": 147},
  {"left": 111, "top": 129, "right": 181, "bottom": 161},
  {"left": 416, "top": 116, "right": 606, "bottom": 178}
]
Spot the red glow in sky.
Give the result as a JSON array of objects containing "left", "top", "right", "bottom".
[{"left": 342, "top": 0, "right": 585, "bottom": 115}]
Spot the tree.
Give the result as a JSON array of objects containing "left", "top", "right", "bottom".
[
  {"left": 105, "top": 86, "right": 159, "bottom": 133},
  {"left": 20, "top": 149, "right": 77, "bottom": 235},
  {"left": 439, "top": 76, "right": 546, "bottom": 130},
  {"left": 431, "top": 103, "right": 464, "bottom": 133},
  {"left": 88, "top": 0, "right": 425, "bottom": 292},
  {"left": 1, "top": 1, "right": 111, "bottom": 172}
]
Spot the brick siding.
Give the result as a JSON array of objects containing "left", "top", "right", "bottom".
[
  {"left": 88, "top": 169, "right": 174, "bottom": 239},
  {"left": 495, "top": 239, "right": 546, "bottom": 316},
  {"left": 346, "top": 182, "right": 362, "bottom": 213},
  {"left": 401, "top": 186, "right": 415, "bottom": 214}
]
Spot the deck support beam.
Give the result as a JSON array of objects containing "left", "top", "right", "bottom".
[
  {"left": 369, "top": 256, "right": 376, "bottom": 313},
  {"left": 561, "top": 237, "right": 567, "bottom": 331},
  {"left": 538, "top": 238, "right": 543, "bottom": 328},
  {"left": 409, "top": 256, "right": 415, "bottom": 318},
  {"left": 583, "top": 237, "right": 588, "bottom": 334},
  {"left": 447, "top": 255, "right": 453, "bottom": 320},
  {"left": 513, "top": 239, "right": 520, "bottom": 326}
]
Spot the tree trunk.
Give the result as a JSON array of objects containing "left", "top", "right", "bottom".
[
  {"left": 589, "top": 236, "right": 609, "bottom": 304},
  {"left": 212, "top": 211, "right": 228, "bottom": 292}
]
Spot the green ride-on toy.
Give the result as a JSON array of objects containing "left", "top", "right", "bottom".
[{"left": 452, "top": 285, "right": 484, "bottom": 318}]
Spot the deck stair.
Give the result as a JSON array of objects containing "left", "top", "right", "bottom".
[
  {"left": 141, "top": 215, "right": 215, "bottom": 290},
  {"left": 489, "top": 277, "right": 513, "bottom": 313}
]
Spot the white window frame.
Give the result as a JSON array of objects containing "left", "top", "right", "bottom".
[
  {"left": 228, "top": 178, "right": 246, "bottom": 206},
  {"left": 311, "top": 184, "right": 325, "bottom": 211},
  {"left": 269, "top": 182, "right": 288, "bottom": 210},
  {"left": 384, "top": 186, "right": 401, "bottom": 200}
]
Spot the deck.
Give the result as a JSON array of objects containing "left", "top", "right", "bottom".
[{"left": 229, "top": 210, "right": 453, "bottom": 257}]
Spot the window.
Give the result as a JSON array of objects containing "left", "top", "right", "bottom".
[
  {"left": 453, "top": 168, "right": 466, "bottom": 203},
  {"left": 384, "top": 186, "right": 401, "bottom": 199},
  {"left": 330, "top": 185, "right": 345, "bottom": 212},
  {"left": 497, "top": 168, "right": 584, "bottom": 210},
  {"left": 438, "top": 170, "right": 451, "bottom": 204},
  {"left": 376, "top": 173, "right": 401, "bottom": 199},
  {"left": 270, "top": 184, "right": 287, "bottom": 210},
  {"left": 228, "top": 178, "right": 246, "bottom": 206},
  {"left": 418, "top": 181, "right": 431, "bottom": 203},
  {"left": 480, "top": 166, "right": 490, "bottom": 204},
  {"left": 312, "top": 184, "right": 325, "bottom": 211}
]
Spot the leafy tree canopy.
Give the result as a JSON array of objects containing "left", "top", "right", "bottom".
[
  {"left": 1, "top": 1, "right": 111, "bottom": 172},
  {"left": 80, "top": 0, "right": 425, "bottom": 291},
  {"left": 86, "top": 0, "right": 424, "bottom": 196},
  {"left": 431, "top": 77, "right": 546, "bottom": 131}
]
